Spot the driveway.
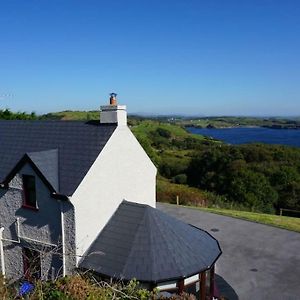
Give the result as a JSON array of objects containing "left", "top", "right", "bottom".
[{"left": 157, "top": 203, "right": 300, "bottom": 300}]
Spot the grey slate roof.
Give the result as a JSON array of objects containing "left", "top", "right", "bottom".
[
  {"left": 80, "top": 201, "right": 222, "bottom": 283},
  {"left": 27, "top": 149, "right": 59, "bottom": 191},
  {"left": 0, "top": 120, "right": 116, "bottom": 195}
]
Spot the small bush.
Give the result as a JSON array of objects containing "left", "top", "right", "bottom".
[{"left": 171, "top": 174, "right": 187, "bottom": 184}]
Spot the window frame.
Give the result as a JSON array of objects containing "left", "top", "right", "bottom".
[{"left": 22, "top": 175, "right": 38, "bottom": 210}]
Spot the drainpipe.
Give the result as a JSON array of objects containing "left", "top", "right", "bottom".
[
  {"left": 60, "top": 201, "right": 66, "bottom": 276},
  {"left": 0, "top": 227, "right": 6, "bottom": 277}
]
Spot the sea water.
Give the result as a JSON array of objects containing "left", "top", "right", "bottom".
[{"left": 187, "top": 127, "right": 300, "bottom": 147}]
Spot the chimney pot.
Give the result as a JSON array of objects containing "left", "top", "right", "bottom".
[{"left": 109, "top": 93, "right": 117, "bottom": 105}]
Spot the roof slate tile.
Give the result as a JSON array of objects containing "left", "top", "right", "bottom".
[
  {"left": 80, "top": 201, "right": 222, "bottom": 283},
  {"left": 0, "top": 120, "right": 116, "bottom": 195}
]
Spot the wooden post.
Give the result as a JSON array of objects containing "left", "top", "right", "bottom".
[
  {"left": 210, "top": 266, "right": 215, "bottom": 300},
  {"left": 280, "top": 208, "right": 283, "bottom": 216},
  {"left": 200, "top": 271, "right": 206, "bottom": 300},
  {"left": 176, "top": 195, "right": 179, "bottom": 206},
  {"left": 177, "top": 279, "right": 184, "bottom": 294}
]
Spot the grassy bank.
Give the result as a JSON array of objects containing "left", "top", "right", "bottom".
[
  {"left": 157, "top": 179, "right": 300, "bottom": 233},
  {"left": 180, "top": 205, "right": 300, "bottom": 233},
  {"left": 157, "top": 177, "right": 208, "bottom": 206}
]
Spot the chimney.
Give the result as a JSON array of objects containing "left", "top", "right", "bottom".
[{"left": 100, "top": 93, "right": 127, "bottom": 126}]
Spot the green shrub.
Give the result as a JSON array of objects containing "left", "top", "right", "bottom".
[
  {"left": 0, "top": 275, "right": 198, "bottom": 300},
  {"left": 171, "top": 174, "right": 187, "bottom": 184}
]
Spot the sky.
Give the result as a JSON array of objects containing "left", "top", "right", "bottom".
[{"left": 0, "top": 0, "right": 300, "bottom": 116}]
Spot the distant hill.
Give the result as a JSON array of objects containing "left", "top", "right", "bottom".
[
  {"left": 173, "top": 116, "right": 300, "bottom": 129},
  {"left": 40, "top": 110, "right": 100, "bottom": 120},
  {"left": 3, "top": 108, "right": 298, "bottom": 129}
]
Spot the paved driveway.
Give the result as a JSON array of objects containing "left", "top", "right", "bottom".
[{"left": 157, "top": 203, "right": 300, "bottom": 300}]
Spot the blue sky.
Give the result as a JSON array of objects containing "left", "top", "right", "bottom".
[{"left": 0, "top": 0, "right": 300, "bottom": 116}]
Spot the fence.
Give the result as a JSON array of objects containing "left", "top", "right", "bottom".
[{"left": 279, "top": 208, "right": 300, "bottom": 218}]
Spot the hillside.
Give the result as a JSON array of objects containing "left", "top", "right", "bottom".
[
  {"left": 130, "top": 119, "right": 300, "bottom": 215},
  {"left": 135, "top": 115, "right": 300, "bottom": 129},
  {"left": 40, "top": 110, "right": 99, "bottom": 120},
  {"left": 3, "top": 108, "right": 298, "bottom": 129},
  {"left": 1, "top": 109, "right": 300, "bottom": 217},
  {"left": 130, "top": 119, "right": 216, "bottom": 179},
  {"left": 182, "top": 116, "right": 300, "bottom": 129}
]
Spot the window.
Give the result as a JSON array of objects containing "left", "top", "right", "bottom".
[
  {"left": 22, "top": 175, "right": 37, "bottom": 209},
  {"left": 23, "top": 247, "right": 41, "bottom": 280}
]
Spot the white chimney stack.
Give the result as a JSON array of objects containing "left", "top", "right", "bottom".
[{"left": 100, "top": 93, "right": 127, "bottom": 126}]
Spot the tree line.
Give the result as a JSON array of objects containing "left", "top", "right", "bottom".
[
  {"left": 0, "top": 109, "right": 37, "bottom": 120},
  {"left": 140, "top": 126, "right": 300, "bottom": 214},
  {"left": 186, "top": 144, "right": 300, "bottom": 213}
]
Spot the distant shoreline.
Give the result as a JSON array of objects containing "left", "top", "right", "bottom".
[
  {"left": 187, "top": 126, "right": 300, "bottom": 147},
  {"left": 186, "top": 125, "right": 300, "bottom": 130}
]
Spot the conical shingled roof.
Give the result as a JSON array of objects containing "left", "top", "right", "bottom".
[{"left": 80, "top": 201, "right": 221, "bottom": 283}]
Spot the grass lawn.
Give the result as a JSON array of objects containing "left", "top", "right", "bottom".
[{"left": 180, "top": 205, "right": 300, "bottom": 233}]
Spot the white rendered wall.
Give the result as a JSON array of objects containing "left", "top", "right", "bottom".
[
  {"left": 100, "top": 105, "right": 127, "bottom": 126},
  {"left": 71, "top": 125, "right": 157, "bottom": 263}
]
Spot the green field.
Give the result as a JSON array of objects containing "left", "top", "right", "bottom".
[
  {"left": 41, "top": 110, "right": 99, "bottom": 120},
  {"left": 131, "top": 119, "right": 204, "bottom": 140}
]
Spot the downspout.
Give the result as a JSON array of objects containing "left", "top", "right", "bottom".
[
  {"left": 0, "top": 228, "right": 6, "bottom": 277},
  {"left": 60, "top": 201, "right": 66, "bottom": 276}
]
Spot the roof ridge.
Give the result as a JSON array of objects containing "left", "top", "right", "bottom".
[
  {"left": 121, "top": 202, "right": 149, "bottom": 277},
  {"left": 150, "top": 209, "right": 208, "bottom": 276},
  {"left": 147, "top": 209, "right": 186, "bottom": 278}
]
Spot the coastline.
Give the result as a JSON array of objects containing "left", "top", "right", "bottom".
[
  {"left": 186, "top": 124, "right": 300, "bottom": 130},
  {"left": 186, "top": 126, "right": 300, "bottom": 147}
]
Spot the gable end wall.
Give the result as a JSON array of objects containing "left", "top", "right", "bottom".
[
  {"left": 70, "top": 125, "right": 157, "bottom": 263},
  {"left": 0, "top": 163, "right": 76, "bottom": 279}
]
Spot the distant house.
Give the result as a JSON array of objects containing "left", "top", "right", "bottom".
[{"left": 0, "top": 94, "right": 221, "bottom": 299}]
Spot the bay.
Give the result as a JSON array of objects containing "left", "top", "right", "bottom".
[{"left": 187, "top": 127, "right": 300, "bottom": 147}]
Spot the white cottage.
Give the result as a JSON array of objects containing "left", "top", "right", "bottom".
[
  {"left": 0, "top": 94, "right": 156, "bottom": 279},
  {"left": 0, "top": 94, "right": 221, "bottom": 299}
]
